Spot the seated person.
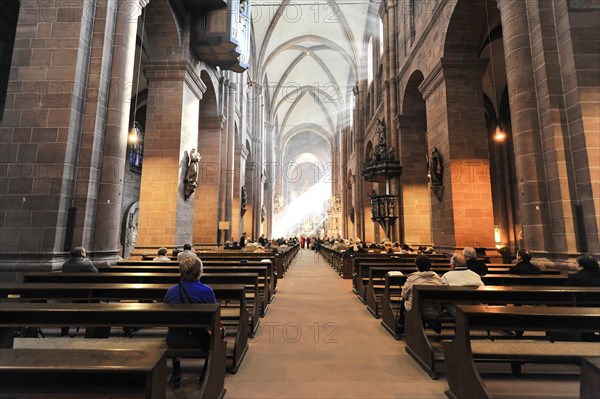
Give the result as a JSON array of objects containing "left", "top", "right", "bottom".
[
  {"left": 61, "top": 247, "right": 98, "bottom": 273},
  {"left": 164, "top": 257, "right": 217, "bottom": 387},
  {"left": 566, "top": 255, "right": 600, "bottom": 287},
  {"left": 177, "top": 243, "right": 197, "bottom": 261},
  {"left": 441, "top": 254, "right": 484, "bottom": 316},
  {"left": 400, "top": 243, "right": 414, "bottom": 254},
  {"left": 153, "top": 247, "right": 171, "bottom": 262},
  {"left": 463, "top": 246, "right": 488, "bottom": 276},
  {"left": 508, "top": 248, "right": 541, "bottom": 275},
  {"left": 401, "top": 255, "right": 444, "bottom": 320}
]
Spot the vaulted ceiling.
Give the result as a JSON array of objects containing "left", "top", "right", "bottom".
[{"left": 252, "top": 0, "right": 380, "bottom": 161}]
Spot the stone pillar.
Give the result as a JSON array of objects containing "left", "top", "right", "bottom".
[
  {"left": 92, "top": 0, "right": 148, "bottom": 261},
  {"left": 136, "top": 61, "right": 205, "bottom": 247},
  {"left": 353, "top": 84, "right": 365, "bottom": 240},
  {"left": 223, "top": 81, "right": 237, "bottom": 240},
  {"left": 419, "top": 57, "right": 495, "bottom": 249},
  {"left": 398, "top": 114, "right": 431, "bottom": 245},
  {"left": 194, "top": 115, "right": 225, "bottom": 244},
  {"left": 232, "top": 143, "right": 247, "bottom": 238},
  {"left": 497, "top": 0, "right": 553, "bottom": 252},
  {"left": 384, "top": 0, "right": 400, "bottom": 241},
  {"left": 1, "top": 1, "right": 109, "bottom": 269}
]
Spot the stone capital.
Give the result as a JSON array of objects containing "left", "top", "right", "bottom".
[{"left": 144, "top": 60, "right": 207, "bottom": 99}]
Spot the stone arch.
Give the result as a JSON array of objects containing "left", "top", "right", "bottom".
[
  {"left": 442, "top": 0, "right": 495, "bottom": 59},
  {"left": 144, "top": 0, "right": 184, "bottom": 61},
  {"left": 399, "top": 70, "right": 431, "bottom": 245},
  {"left": 431, "top": 0, "right": 498, "bottom": 248}
]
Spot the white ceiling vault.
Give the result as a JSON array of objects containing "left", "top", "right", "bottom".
[{"left": 252, "top": 0, "right": 381, "bottom": 159}]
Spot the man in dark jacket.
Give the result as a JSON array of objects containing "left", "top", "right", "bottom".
[
  {"left": 463, "top": 246, "right": 488, "bottom": 276},
  {"left": 508, "top": 248, "right": 541, "bottom": 275},
  {"left": 566, "top": 255, "right": 600, "bottom": 287},
  {"left": 61, "top": 247, "right": 98, "bottom": 273}
]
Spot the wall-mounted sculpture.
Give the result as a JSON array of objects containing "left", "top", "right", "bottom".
[
  {"left": 184, "top": 148, "right": 201, "bottom": 201},
  {"left": 427, "top": 147, "right": 443, "bottom": 201},
  {"left": 241, "top": 185, "right": 247, "bottom": 217}
]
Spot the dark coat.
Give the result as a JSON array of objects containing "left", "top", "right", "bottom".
[
  {"left": 61, "top": 257, "right": 98, "bottom": 273},
  {"left": 466, "top": 258, "right": 488, "bottom": 276},
  {"left": 565, "top": 269, "right": 600, "bottom": 287},
  {"left": 508, "top": 260, "right": 541, "bottom": 275}
]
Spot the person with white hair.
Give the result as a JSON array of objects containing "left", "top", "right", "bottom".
[{"left": 462, "top": 247, "right": 488, "bottom": 276}]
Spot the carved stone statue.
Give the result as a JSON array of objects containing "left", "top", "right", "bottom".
[
  {"left": 261, "top": 204, "right": 266, "bottom": 223},
  {"left": 427, "top": 147, "right": 444, "bottom": 201},
  {"left": 241, "top": 185, "right": 247, "bottom": 217},
  {"left": 428, "top": 147, "right": 443, "bottom": 187},
  {"left": 376, "top": 119, "right": 386, "bottom": 146},
  {"left": 184, "top": 148, "right": 201, "bottom": 201},
  {"left": 369, "top": 190, "right": 379, "bottom": 218},
  {"left": 349, "top": 206, "right": 355, "bottom": 223}
]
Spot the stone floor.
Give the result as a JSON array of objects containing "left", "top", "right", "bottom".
[{"left": 222, "top": 248, "right": 446, "bottom": 399}]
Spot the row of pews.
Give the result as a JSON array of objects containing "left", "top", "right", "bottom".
[
  {"left": 317, "top": 247, "right": 600, "bottom": 399},
  {"left": 0, "top": 244, "right": 300, "bottom": 398}
]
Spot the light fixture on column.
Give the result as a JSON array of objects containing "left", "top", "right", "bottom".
[
  {"left": 494, "top": 225, "right": 502, "bottom": 248},
  {"left": 493, "top": 126, "right": 506, "bottom": 142},
  {"left": 129, "top": 7, "right": 146, "bottom": 145}
]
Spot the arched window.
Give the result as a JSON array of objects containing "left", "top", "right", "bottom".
[{"left": 129, "top": 122, "right": 144, "bottom": 173}]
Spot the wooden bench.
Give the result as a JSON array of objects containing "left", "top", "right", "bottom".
[
  {"left": 364, "top": 265, "right": 560, "bottom": 318},
  {"left": 18, "top": 272, "right": 262, "bottom": 337},
  {"left": 105, "top": 265, "right": 271, "bottom": 316},
  {"left": 0, "top": 348, "right": 166, "bottom": 399},
  {"left": 0, "top": 302, "right": 227, "bottom": 399},
  {"left": 404, "top": 285, "right": 600, "bottom": 379},
  {"left": 581, "top": 357, "right": 600, "bottom": 399},
  {"left": 117, "top": 259, "right": 278, "bottom": 301},
  {"left": 379, "top": 273, "right": 571, "bottom": 340},
  {"left": 0, "top": 283, "right": 249, "bottom": 373},
  {"left": 443, "top": 305, "right": 600, "bottom": 399}
]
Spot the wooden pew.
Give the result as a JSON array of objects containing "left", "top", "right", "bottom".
[
  {"left": 317, "top": 246, "right": 345, "bottom": 276},
  {"left": 0, "top": 348, "right": 167, "bottom": 399},
  {"left": 105, "top": 265, "right": 271, "bottom": 317},
  {"left": 581, "top": 357, "right": 600, "bottom": 399},
  {"left": 0, "top": 283, "right": 249, "bottom": 373},
  {"left": 117, "top": 259, "right": 278, "bottom": 301},
  {"left": 0, "top": 302, "right": 227, "bottom": 399},
  {"left": 379, "top": 273, "right": 571, "bottom": 340},
  {"left": 364, "top": 265, "right": 560, "bottom": 318},
  {"left": 443, "top": 305, "right": 600, "bottom": 399},
  {"left": 404, "top": 285, "right": 600, "bottom": 379},
  {"left": 18, "top": 272, "right": 261, "bottom": 337}
]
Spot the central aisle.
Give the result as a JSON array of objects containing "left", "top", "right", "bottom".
[{"left": 224, "top": 249, "right": 446, "bottom": 398}]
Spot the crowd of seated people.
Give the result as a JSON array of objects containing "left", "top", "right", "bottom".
[{"left": 316, "top": 236, "right": 437, "bottom": 255}]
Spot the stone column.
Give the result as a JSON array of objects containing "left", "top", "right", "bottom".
[
  {"left": 136, "top": 61, "right": 205, "bottom": 247},
  {"left": 222, "top": 81, "right": 237, "bottom": 240},
  {"left": 92, "top": 0, "right": 148, "bottom": 261},
  {"left": 497, "top": 0, "right": 553, "bottom": 252},
  {"left": 419, "top": 57, "right": 495, "bottom": 250},
  {"left": 194, "top": 115, "right": 225, "bottom": 244},
  {"left": 384, "top": 0, "right": 401, "bottom": 241},
  {"left": 353, "top": 84, "right": 365, "bottom": 240}
]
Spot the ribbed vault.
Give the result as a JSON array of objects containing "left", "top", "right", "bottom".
[{"left": 253, "top": 0, "right": 379, "bottom": 235}]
